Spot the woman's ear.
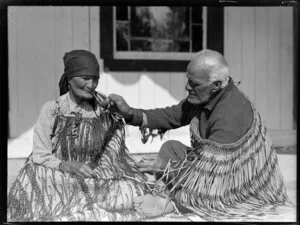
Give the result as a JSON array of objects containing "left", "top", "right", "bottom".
[{"left": 212, "top": 81, "right": 222, "bottom": 93}]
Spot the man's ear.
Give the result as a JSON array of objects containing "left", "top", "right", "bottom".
[{"left": 211, "top": 81, "right": 222, "bottom": 92}]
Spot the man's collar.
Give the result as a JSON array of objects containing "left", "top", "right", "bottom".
[{"left": 203, "top": 77, "right": 234, "bottom": 112}]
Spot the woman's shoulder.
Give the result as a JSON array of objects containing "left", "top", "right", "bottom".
[
  {"left": 41, "top": 100, "right": 56, "bottom": 112},
  {"left": 40, "top": 94, "right": 68, "bottom": 115}
]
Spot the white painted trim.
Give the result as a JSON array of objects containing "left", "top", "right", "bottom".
[{"left": 114, "top": 51, "right": 196, "bottom": 60}]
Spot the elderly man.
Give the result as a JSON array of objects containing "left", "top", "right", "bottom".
[{"left": 109, "top": 49, "right": 287, "bottom": 219}]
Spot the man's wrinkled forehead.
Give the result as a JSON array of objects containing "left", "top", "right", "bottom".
[{"left": 186, "top": 59, "right": 209, "bottom": 81}]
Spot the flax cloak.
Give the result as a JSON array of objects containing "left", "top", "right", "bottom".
[
  {"left": 153, "top": 103, "right": 289, "bottom": 221},
  {"left": 7, "top": 93, "right": 149, "bottom": 221}
]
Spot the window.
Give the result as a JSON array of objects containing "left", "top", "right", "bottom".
[
  {"left": 114, "top": 6, "right": 206, "bottom": 60},
  {"left": 101, "top": 6, "right": 224, "bottom": 71}
]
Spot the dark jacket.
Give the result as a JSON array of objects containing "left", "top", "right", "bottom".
[{"left": 129, "top": 77, "right": 253, "bottom": 144}]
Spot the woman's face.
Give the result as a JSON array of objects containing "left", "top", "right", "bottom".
[{"left": 68, "top": 75, "right": 99, "bottom": 102}]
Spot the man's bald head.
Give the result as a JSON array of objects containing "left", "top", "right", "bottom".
[{"left": 189, "top": 49, "right": 229, "bottom": 88}]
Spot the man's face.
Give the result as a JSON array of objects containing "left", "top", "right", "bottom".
[
  {"left": 69, "top": 75, "right": 99, "bottom": 101},
  {"left": 185, "top": 61, "right": 214, "bottom": 105}
]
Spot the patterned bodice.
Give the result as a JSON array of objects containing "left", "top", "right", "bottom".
[{"left": 51, "top": 111, "right": 116, "bottom": 167}]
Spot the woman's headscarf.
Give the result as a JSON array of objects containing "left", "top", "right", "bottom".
[{"left": 59, "top": 50, "right": 100, "bottom": 96}]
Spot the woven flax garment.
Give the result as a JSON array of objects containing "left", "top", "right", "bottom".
[
  {"left": 158, "top": 104, "right": 289, "bottom": 221},
  {"left": 7, "top": 101, "right": 148, "bottom": 221}
]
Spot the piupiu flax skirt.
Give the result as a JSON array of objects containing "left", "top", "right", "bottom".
[
  {"left": 8, "top": 113, "right": 148, "bottom": 221},
  {"left": 8, "top": 161, "right": 146, "bottom": 221}
]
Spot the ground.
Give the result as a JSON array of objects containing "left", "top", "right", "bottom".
[{"left": 7, "top": 150, "right": 296, "bottom": 222}]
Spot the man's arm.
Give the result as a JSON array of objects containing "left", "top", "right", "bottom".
[
  {"left": 109, "top": 94, "right": 197, "bottom": 130},
  {"left": 139, "top": 99, "right": 197, "bottom": 130}
]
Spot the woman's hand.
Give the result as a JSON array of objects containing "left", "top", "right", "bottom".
[{"left": 59, "top": 161, "right": 97, "bottom": 178}]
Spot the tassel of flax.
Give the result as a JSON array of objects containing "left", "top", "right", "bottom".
[
  {"left": 8, "top": 167, "right": 34, "bottom": 221},
  {"left": 114, "top": 128, "right": 147, "bottom": 185},
  {"left": 140, "top": 127, "right": 168, "bottom": 144},
  {"left": 88, "top": 116, "right": 104, "bottom": 167},
  {"left": 158, "top": 108, "right": 287, "bottom": 220},
  {"left": 58, "top": 117, "right": 71, "bottom": 161}
]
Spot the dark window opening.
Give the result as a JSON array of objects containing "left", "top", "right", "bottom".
[{"left": 100, "top": 6, "right": 224, "bottom": 72}]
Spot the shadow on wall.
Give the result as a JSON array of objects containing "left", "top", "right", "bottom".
[{"left": 99, "top": 71, "right": 188, "bottom": 106}]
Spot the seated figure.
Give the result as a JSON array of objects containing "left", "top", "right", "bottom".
[
  {"left": 109, "top": 49, "right": 291, "bottom": 221},
  {"left": 7, "top": 50, "right": 149, "bottom": 221}
]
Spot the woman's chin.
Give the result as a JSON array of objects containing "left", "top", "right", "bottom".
[{"left": 76, "top": 94, "right": 93, "bottom": 101}]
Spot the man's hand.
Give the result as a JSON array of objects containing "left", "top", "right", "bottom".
[
  {"left": 59, "top": 161, "right": 97, "bottom": 178},
  {"left": 108, "top": 94, "right": 134, "bottom": 120}
]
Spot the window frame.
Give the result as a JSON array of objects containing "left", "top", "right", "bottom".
[{"left": 100, "top": 6, "right": 224, "bottom": 72}]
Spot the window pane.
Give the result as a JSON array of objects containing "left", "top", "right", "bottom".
[
  {"left": 174, "top": 41, "right": 190, "bottom": 52},
  {"left": 130, "top": 40, "right": 152, "bottom": 51},
  {"left": 116, "top": 21, "right": 129, "bottom": 51},
  {"left": 130, "top": 7, "right": 190, "bottom": 39},
  {"left": 168, "top": 7, "right": 190, "bottom": 39},
  {"left": 192, "top": 7, "right": 203, "bottom": 24},
  {"left": 130, "top": 7, "right": 151, "bottom": 37},
  {"left": 113, "top": 6, "right": 206, "bottom": 57},
  {"left": 116, "top": 7, "right": 128, "bottom": 20},
  {"left": 192, "top": 25, "right": 203, "bottom": 52},
  {"left": 151, "top": 40, "right": 180, "bottom": 52},
  {"left": 130, "top": 39, "right": 190, "bottom": 52}
]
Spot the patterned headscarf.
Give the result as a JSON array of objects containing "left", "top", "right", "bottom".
[{"left": 59, "top": 50, "right": 100, "bottom": 96}]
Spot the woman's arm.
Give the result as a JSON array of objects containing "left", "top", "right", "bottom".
[{"left": 31, "top": 101, "right": 62, "bottom": 169}]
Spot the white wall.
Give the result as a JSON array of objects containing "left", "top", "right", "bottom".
[{"left": 224, "top": 7, "right": 295, "bottom": 145}]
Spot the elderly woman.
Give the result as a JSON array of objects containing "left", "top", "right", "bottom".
[{"left": 7, "top": 50, "right": 149, "bottom": 221}]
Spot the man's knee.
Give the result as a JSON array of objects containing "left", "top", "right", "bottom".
[
  {"left": 154, "top": 140, "right": 187, "bottom": 187},
  {"left": 156, "top": 140, "right": 187, "bottom": 169},
  {"left": 159, "top": 140, "right": 182, "bottom": 155}
]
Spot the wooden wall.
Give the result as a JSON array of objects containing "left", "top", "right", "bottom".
[
  {"left": 8, "top": 6, "right": 295, "bottom": 147},
  {"left": 97, "top": 72, "right": 187, "bottom": 110},
  {"left": 8, "top": 6, "right": 100, "bottom": 137},
  {"left": 224, "top": 7, "right": 295, "bottom": 145},
  {"left": 224, "top": 7, "right": 294, "bottom": 130}
]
